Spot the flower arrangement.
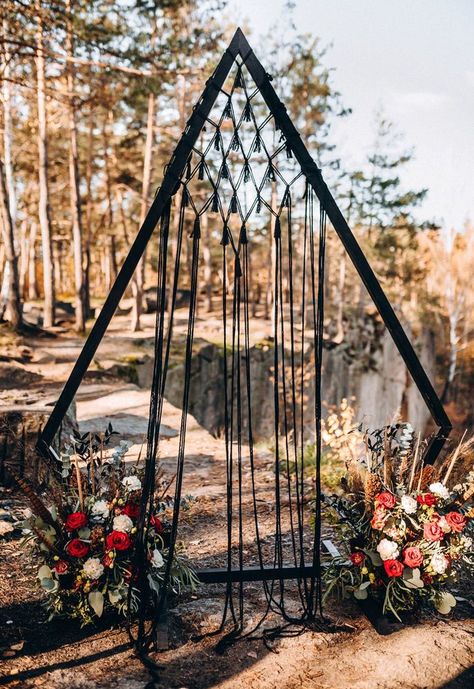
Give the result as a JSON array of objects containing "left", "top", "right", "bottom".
[
  {"left": 16, "top": 426, "right": 198, "bottom": 626},
  {"left": 323, "top": 424, "right": 474, "bottom": 619}
]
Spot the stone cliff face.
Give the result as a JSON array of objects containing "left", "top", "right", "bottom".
[{"left": 161, "top": 327, "right": 437, "bottom": 440}]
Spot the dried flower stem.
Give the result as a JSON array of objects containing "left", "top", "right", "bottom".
[
  {"left": 89, "top": 434, "right": 96, "bottom": 495},
  {"left": 443, "top": 430, "right": 468, "bottom": 486},
  {"left": 74, "top": 454, "right": 84, "bottom": 510},
  {"left": 408, "top": 434, "right": 421, "bottom": 493}
]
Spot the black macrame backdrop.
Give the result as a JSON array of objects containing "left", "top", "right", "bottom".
[{"left": 37, "top": 28, "right": 451, "bottom": 671}]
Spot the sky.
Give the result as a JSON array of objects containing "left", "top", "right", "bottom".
[{"left": 227, "top": 0, "right": 473, "bottom": 230}]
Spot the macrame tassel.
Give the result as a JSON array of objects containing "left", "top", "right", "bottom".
[
  {"left": 235, "top": 254, "right": 242, "bottom": 278},
  {"left": 198, "top": 158, "right": 205, "bottom": 180},
  {"left": 266, "top": 162, "right": 276, "bottom": 183},
  {"left": 285, "top": 142, "right": 293, "bottom": 159},
  {"left": 243, "top": 160, "right": 250, "bottom": 183},
  {"left": 283, "top": 188, "right": 291, "bottom": 207},
  {"left": 230, "top": 192, "right": 238, "bottom": 214},
  {"left": 185, "top": 155, "right": 192, "bottom": 180},
  {"left": 273, "top": 215, "right": 281, "bottom": 239},
  {"left": 254, "top": 131, "right": 262, "bottom": 153},
  {"left": 234, "top": 65, "right": 243, "bottom": 89},
  {"left": 214, "top": 129, "right": 222, "bottom": 151},
  {"left": 256, "top": 195, "right": 262, "bottom": 214},
  {"left": 182, "top": 186, "right": 190, "bottom": 207},
  {"left": 239, "top": 223, "right": 248, "bottom": 245},
  {"left": 231, "top": 131, "right": 240, "bottom": 151},
  {"left": 220, "top": 222, "right": 230, "bottom": 246},
  {"left": 223, "top": 98, "right": 232, "bottom": 119},
  {"left": 190, "top": 216, "right": 201, "bottom": 239},
  {"left": 221, "top": 160, "right": 229, "bottom": 179},
  {"left": 243, "top": 100, "right": 251, "bottom": 122},
  {"left": 211, "top": 192, "right": 219, "bottom": 213}
]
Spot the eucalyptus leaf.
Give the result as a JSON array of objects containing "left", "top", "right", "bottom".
[
  {"left": 354, "top": 586, "right": 368, "bottom": 600},
  {"left": 78, "top": 527, "right": 91, "bottom": 539},
  {"left": 88, "top": 590, "right": 104, "bottom": 618},
  {"left": 403, "top": 567, "right": 424, "bottom": 589},
  {"left": 434, "top": 591, "right": 456, "bottom": 615},
  {"left": 41, "top": 577, "right": 57, "bottom": 591},
  {"left": 364, "top": 550, "right": 383, "bottom": 567},
  {"left": 108, "top": 589, "right": 122, "bottom": 604},
  {"left": 38, "top": 564, "right": 52, "bottom": 580},
  {"left": 359, "top": 581, "right": 371, "bottom": 590}
]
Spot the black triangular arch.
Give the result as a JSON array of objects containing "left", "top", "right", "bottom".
[{"left": 37, "top": 27, "right": 451, "bottom": 466}]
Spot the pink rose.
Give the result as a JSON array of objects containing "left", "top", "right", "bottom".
[{"left": 423, "top": 522, "right": 444, "bottom": 542}]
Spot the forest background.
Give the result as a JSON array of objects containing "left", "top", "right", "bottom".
[{"left": 0, "top": 0, "right": 472, "bottom": 441}]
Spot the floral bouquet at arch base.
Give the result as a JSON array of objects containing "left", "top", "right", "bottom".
[
  {"left": 322, "top": 419, "right": 474, "bottom": 620},
  {"left": 16, "top": 426, "right": 197, "bottom": 626}
]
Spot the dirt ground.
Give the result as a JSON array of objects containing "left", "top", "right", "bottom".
[{"left": 0, "top": 312, "right": 473, "bottom": 688}]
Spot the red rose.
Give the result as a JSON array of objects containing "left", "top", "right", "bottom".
[
  {"left": 423, "top": 522, "right": 444, "bottom": 542},
  {"left": 66, "top": 538, "right": 90, "bottom": 558},
  {"left": 150, "top": 514, "right": 164, "bottom": 534},
  {"left": 106, "top": 530, "right": 131, "bottom": 551},
  {"left": 123, "top": 502, "right": 140, "bottom": 519},
  {"left": 445, "top": 511, "right": 467, "bottom": 533},
  {"left": 402, "top": 546, "right": 423, "bottom": 568},
  {"left": 65, "top": 511, "right": 88, "bottom": 531},
  {"left": 54, "top": 560, "right": 69, "bottom": 574},
  {"left": 375, "top": 492, "right": 396, "bottom": 509},
  {"left": 417, "top": 493, "right": 437, "bottom": 507},
  {"left": 422, "top": 573, "right": 433, "bottom": 585},
  {"left": 371, "top": 507, "right": 387, "bottom": 530},
  {"left": 350, "top": 551, "right": 365, "bottom": 566},
  {"left": 383, "top": 559, "right": 404, "bottom": 578}
]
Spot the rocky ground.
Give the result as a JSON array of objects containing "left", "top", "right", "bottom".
[{"left": 0, "top": 309, "right": 473, "bottom": 688}]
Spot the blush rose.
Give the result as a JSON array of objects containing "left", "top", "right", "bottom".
[
  {"left": 445, "top": 511, "right": 467, "bottom": 533},
  {"left": 402, "top": 546, "right": 423, "bottom": 568},
  {"left": 423, "top": 521, "right": 444, "bottom": 542},
  {"left": 375, "top": 492, "right": 396, "bottom": 509}
]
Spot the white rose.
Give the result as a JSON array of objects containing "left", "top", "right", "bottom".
[
  {"left": 113, "top": 514, "right": 133, "bottom": 533},
  {"left": 376, "top": 538, "right": 400, "bottom": 561},
  {"left": 438, "top": 516, "right": 451, "bottom": 533},
  {"left": 401, "top": 495, "right": 417, "bottom": 514},
  {"left": 461, "top": 536, "right": 472, "bottom": 549},
  {"left": 91, "top": 500, "right": 109, "bottom": 521},
  {"left": 429, "top": 482, "right": 450, "bottom": 500},
  {"left": 83, "top": 557, "right": 104, "bottom": 580},
  {"left": 431, "top": 552, "right": 449, "bottom": 574},
  {"left": 150, "top": 548, "right": 164, "bottom": 569},
  {"left": 122, "top": 475, "right": 141, "bottom": 492}
]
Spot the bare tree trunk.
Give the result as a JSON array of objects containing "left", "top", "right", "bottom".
[
  {"left": 66, "top": 0, "right": 86, "bottom": 331},
  {"left": 35, "top": 0, "right": 55, "bottom": 327},
  {"left": 131, "top": 91, "right": 155, "bottom": 331},
  {"left": 0, "top": 158, "right": 22, "bottom": 328},
  {"left": 0, "top": 12, "right": 19, "bottom": 320},
  {"left": 83, "top": 104, "right": 94, "bottom": 317},
  {"left": 28, "top": 221, "right": 39, "bottom": 300},
  {"left": 102, "top": 110, "right": 117, "bottom": 295}
]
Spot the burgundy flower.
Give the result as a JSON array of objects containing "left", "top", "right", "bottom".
[
  {"left": 106, "top": 530, "right": 131, "bottom": 551},
  {"left": 66, "top": 538, "right": 89, "bottom": 558},
  {"left": 65, "top": 512, "right": 88, "bottom": 531}
]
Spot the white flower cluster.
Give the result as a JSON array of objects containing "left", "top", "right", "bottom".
[
  {"left": 122, "top": 475, "right": 141, "bottom": 492},
  {"left": 401, "top": 495, "right": 417, "bottom": 514},
  {"left": 91, "top": 500, "right": 109, "bottom": 522},
  {"left": 430, "top": 552, "right": 449, "bottom": 574},
  {"left": 113, "top": 514, "right": 133, "bottom": 533},
  {"left": 83, "top": 557, "right": 104, "bottom": 580},
  {"left": 376, "top": 538, "right": 400, "bottom": 561},
  {"left": 150, "top": 548, "right": 164, "bottom": 569},
  {"left": 429, "top": 482, "right": 450, "bottom": 500}
]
